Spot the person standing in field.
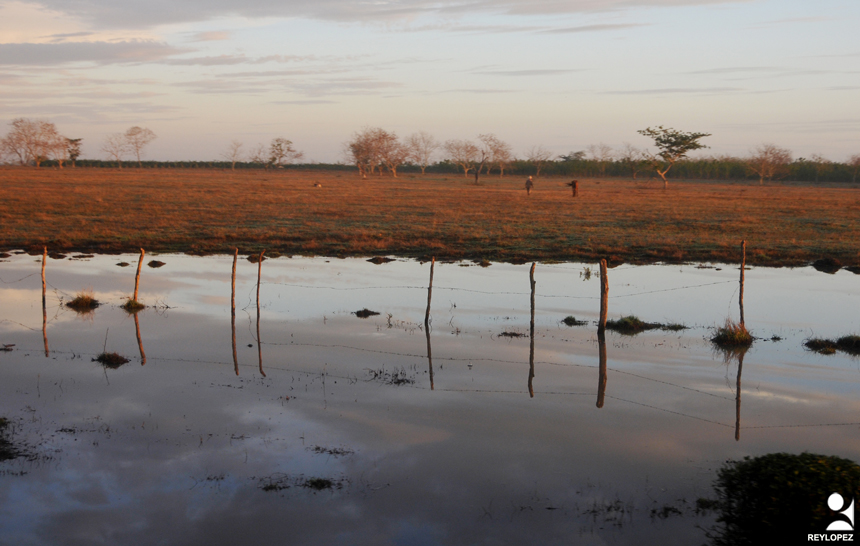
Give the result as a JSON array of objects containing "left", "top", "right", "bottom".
[{"left": 525, "top": 176, "right": 534, "bottom": 196}]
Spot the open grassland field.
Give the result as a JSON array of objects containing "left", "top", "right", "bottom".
[{"left": 1, "top": 167, "right": 858, "bottom": 266}]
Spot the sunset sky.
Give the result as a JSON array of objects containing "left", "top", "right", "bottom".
[{"left": 1, "top": 0, "right": 858, "bottom": 163}]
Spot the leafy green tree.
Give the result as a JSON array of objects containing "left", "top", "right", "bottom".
[{"left": 637, "top": 126, "right": 711, "bottom": 188}]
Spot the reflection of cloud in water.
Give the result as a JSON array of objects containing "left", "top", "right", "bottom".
[{"left": 1, "top": 253, "right": 859, "bottom": 543}]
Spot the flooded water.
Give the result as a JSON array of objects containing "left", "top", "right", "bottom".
[{"left": 1, "top": 252, "right": 858, "bottom": 545}]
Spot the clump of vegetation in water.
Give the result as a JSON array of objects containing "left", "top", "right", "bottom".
[
  {"left": 0, "top": 417, "right": 22, "bottom": 462},
  {"left": 365, "top": 366, "right": 415, "bottom": 386},
  {"left": 147, "top": 260, "right": 166, "bottom": 268},
  {"left": 711, "top": 319, "right": 753, "bottom": 347},
  {"left": 562, "top": 316, "right": 588, "bottom": 327},
  {"left": 812, "top": 257, "right": 842, "bottom": 274},
  {"left": 805, "top": 335, "right": 860, "bottom": 356},
  {"left": 367, "top": 257, "right": 394, "bottom": 264},
  {"left": 605, "top": 315, "right": 689, "bottom": 335},
  {"left": 65, "top": 290, "right": 100, "bottom": 312},
  {"left": 499, "top": 331, "right": 526, "bottom": 338},
  {"left": 120, "top": 299, "right": 145, "bottom": 313},
  {"left": 353, "top": 308, "right": 380, "bottom": 318},
  {"left": 94, "top": 352, "right": 130, "bottom": 369},
  {"left": 704, "top": 452, "right": 860, "bottom": 545}
]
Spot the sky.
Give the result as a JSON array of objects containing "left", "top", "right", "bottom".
[{"left": 0, "top": 0, "right": 858, "bottom": 163}]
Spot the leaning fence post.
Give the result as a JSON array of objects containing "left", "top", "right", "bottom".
[
  {"left": 133, "top": 248, "right": 145, "bottom": 302},
  {"left": 739, "top": 240, "right": 746, "bottom": 327}
]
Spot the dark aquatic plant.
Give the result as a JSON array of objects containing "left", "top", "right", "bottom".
[{"left": 705, "top": 453, "right": 860, "bottom": 545}]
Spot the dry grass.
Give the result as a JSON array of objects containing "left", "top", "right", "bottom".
[
  {"left": 711, "top": 319, "right": 753, "bottom": 348},
  {"left": 2, "top": 167, "right": 859, "bottom": 266},
  {"left": 65, "top": 290, "right": 99, "bottom": 312}
]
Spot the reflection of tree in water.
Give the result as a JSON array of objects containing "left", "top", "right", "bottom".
[{"left": 705, "top": 453, "right": 860, "bottom": 545}]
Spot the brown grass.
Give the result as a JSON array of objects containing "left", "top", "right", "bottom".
[{"left": 2, "top": 167, "right": 859, "bottom": 266}]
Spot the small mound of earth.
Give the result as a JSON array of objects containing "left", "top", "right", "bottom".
[{"left": 147, "top": 260, "right": 166, "bottom": 268}]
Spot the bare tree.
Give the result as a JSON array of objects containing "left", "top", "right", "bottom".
[
  {"left": 477, "top": 134, "right": 512, "bottom": 178},
  {"left": 269, "top": 138, "right": 303, "bottom": 168},
  {"left": 444, "top": 139, "right": 479, "bottom": 178},
  {"left": 849, "top": 154, "right": 860, "bottom": 184},
  {"left": 375, "top": 131, "right": 409, "bottom": 178},
  {"left": 221, "top": 140, "right": 244, "bottom": 170},
  {"left": 406, "top": 131, "right": 439, "bottom": 175},
  {"left": 617, "top": 143, "right": 647, "bottom": 179},
  {"left": 745, "top": 144, "right": 792, "bottom": 185},
  {"left": 526, "top": 145, "right": 553, "bottom": 177},
  {"left": 1, "top": 118, "right": 62, "bottom": 167},
  {"left": 102, "top": 133, "right": 129, "bottom": 168},
  {"left": 49, "top": 133, "right": 70, "bottom": 168},
  {"left": 346, "top": 127, "right": 386, "bottom": 178},
  {"left": 249, "top": 143, "right": 268, "bottom": 167},
  {"left": 586, "top": 143, "right": 614, "bottom": 177},
  {"left": 124, "top": 126, "right": 156, "bottom": 168}
]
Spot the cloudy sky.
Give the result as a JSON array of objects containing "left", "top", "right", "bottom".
[{"left": 0, "top": 0, "right": 858, "bottom": 162}]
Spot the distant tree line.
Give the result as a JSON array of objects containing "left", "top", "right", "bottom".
[{"left": 3, "top": 118, "right": 860, "bottom": 183}]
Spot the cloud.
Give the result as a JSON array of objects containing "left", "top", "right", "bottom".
[
  {"left": 541, "top": 23, "right": 649, "bottom": 33},
  {"left": 605, "top": 86, "right": 744, "bottom": 94},
  {"left": 0, "top": 40, "right": 187, "bottom": 66},
  {"left": 189, "top": 31, "right": 231, "bottom": 42},
  {"left": 25, "top": 0, "right": 753, "bottom": 29},
  {"left": 474, "top": 68, "right": 585, "bottom": 77}
]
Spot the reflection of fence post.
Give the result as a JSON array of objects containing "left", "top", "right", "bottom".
[
  {"left": 597, "top": 333, "right": 607, "bottom": 408},
  {"left": 598, "top": 259, "right": 608, "bottom": 334},
  {"left": 256, "top": 250, "right": 266, "bottom": 377},
  {"left": 232, "top": 248, "right": 238, "bottom": 376},
  {"left": 425, "top": 257, "right": 435, "bottom": 390},
  {"left": 134, "top": 312, "right": 146, "bottom": 365},
  {"left": 42, "top": 246, "right": 48, "bottom": 357},
  {"left": 739, "top": 240, "right": 746, "bottom": 327},
  {"left": 735, "top": 351, "right": 744, "bottom": 441},
  {"left": 133, "top": 248, "right": 145, "bottom": 302},
  {"left": 528, "top": 263, "right": 536, "bottom": 398}
]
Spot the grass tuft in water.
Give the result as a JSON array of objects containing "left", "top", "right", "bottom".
[
  {"left": 561, "top": 316, "right": 588, "bottom": 327},
  {"left": 120, "top": 299, "right": 145, "bottom": 313},
  {"left": 94, "top": 352, "right": 130, "bottom": 369},
  {"left": 711, "top": 319, "right": 753, "bottom": 347},
  {"left": 66, "top": 290, "right": 100, "bottom": 312},
  {"left": 805, "top": 335, "right": 860, "bottom": 355},
  {"left": 605, "top": 315, "right": 688, "bottom": 335},
  {"left": 353, "top": 308, "right": 380, "bottom": 319}
]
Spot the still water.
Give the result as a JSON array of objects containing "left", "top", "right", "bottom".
[{"left": 0, "top": 252, "right": 858, "bottom": 545}]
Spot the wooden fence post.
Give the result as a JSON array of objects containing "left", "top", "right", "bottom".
[
  {"left": 528, "top": 263, "right": 536, "bottom": 398},
  {"left": 133, "top": 248, "right": 145, "bottom": 302},
  {"left": 598, "top": 259, "right": 608, "bottom": 334},
  {"left": 232, "top": 249, "right": 238, "bottom": 376},
  {"left": 739, "top": 240, "right": 746, "bottom": 327},
  {"left": 256, "top": 250, "right": 266, "bottom": 377},
  {"left": 42, "top": 246, "right": 48, "bottom": 357},
  {"left": 425, "top": 257, "right": 435, "bottom": 390},
  {"left": 134, "top": 313, "right": 146, "bottom": 365}
]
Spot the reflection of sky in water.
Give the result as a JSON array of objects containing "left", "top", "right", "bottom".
[{"left": 0, "top": 253, "right": 859, "bottom": 545}]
